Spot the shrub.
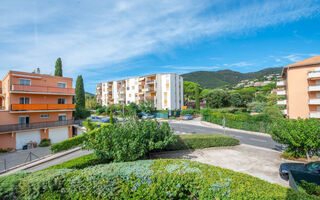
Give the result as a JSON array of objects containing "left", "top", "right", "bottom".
[
  {"left": 0, "top": 148, "right": 13, "bottom": 153},
  {"left": 83, "top": 119, "right": 176, "bottom": 162},
  {"left": 50, "top": 134, "right": 86, "bottom": 153},
  {"left": 299, "top": 180, "right": 320, "bottom": 196},
  {"left": 165, "top": 134, "right": 239, "bottom": 150},
  {"left": 270, "top": 118, "right": 320, "bottom": 158},
  {"left": 39, "top": 139, "right": 51, "bottom": 147},
  {"left": 0, "top": 171, "right": 29, "bottom": 199},
  {"left": 3, "top": 160, "right": 317, "bottom": 199},
  {"left": 181, "top": 109, "right": 197, "bottom": 116}
]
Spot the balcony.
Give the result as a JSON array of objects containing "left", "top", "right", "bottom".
[
  {"left": 145, "top": 96, "right": 155, "bottom": 101},
  {"left": 309, "top": 99, "right": 320, "bottom": 105},
  {"left": 310, "top": 112, "right": 320, "bottom": 118},
  {"left": 0, "top": 119, "right": 82, "bottom": 133},
  {"left": 11, "top": 84, "right": 75, "bottom": 95},
  {"left": 308, "top": 71, "right": 320, "bottom": 79},
  {"left": 308, "top": 85, "right": 320, "bottom": 92},
  {"left": 276, "top": 90, "right": 286, "bottom": 96},
  {"left": 11, "top": 104, "right": 75, "bottom": 112},
  {"left": 276, "top": 81, "right": 286, "bottom": 87},
  {"left": 277, "top": 100, "right": 287, "bottom": 105},
  {"left": 282, "top": 109, "right": 287, "bottom": 115},
  {"left": 146, "top": 80, "right": 155, "bottom": 85}
]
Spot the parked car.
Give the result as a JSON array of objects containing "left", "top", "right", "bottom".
[
  {"left": 89, "top": 116, "right": 102, "bottom": 122},
  {"left": 137, "top": 112, "right": 144, "bottom": 119},
  {"left": 279, "top": 161, "right": 320, "bottom": 181},
  {"left": 182, "top": 114, "right": 194, "bottom": 120},
  {"left": 142, "top": 113, "right": 155, "bottom": 119},
  {"left": 100, "top": 117, "right": 118, "bottom": 123}
]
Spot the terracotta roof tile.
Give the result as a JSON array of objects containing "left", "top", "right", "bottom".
[{"left": 285, "top": 56, "right": 320, "bottom": 68}]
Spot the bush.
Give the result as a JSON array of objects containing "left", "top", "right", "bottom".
[
  {"left": 270, "top": 118, "right": 320, "bottom": 158},
  {"left": 2, "top": 160, "right": 317, "bottom": 199},
  {"left": 0, "top": 148, "right": 13, "bottom": 153},
  {"left": 0, "top": 171, "right": 29, "bottom": 199},
  {"left": 181, "top": 109, "right": 197, "bottom": 116},
  {"left": 83, "top": 119, "right": 176, "bottom": 162},
  {"left": 299, "top": 180, "right": 320, "bottom": 196},
  {"left": 50, "top": 134, "right": 86, "bottom": 153},
  {"left": 165, "top": 134, "right": 239, "bottom": 150},
  {"left": 39, "top": 139, "right": 51, "bottom": 147}
]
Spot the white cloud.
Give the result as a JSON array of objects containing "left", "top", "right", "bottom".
[
  {"left": 0, "top": 0, "right": 319, "bottom": 89},
  {"left": 164, "top": 65, "right": 220, "bottom": 70},
  {"left": 224, "top": 61, "right": 253, "bottom": 67}
]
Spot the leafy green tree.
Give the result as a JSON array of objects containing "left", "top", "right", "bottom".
[
  {"left": 183, "top": 81, "right": 202, "bottom": 102},
  {"left": 54, "top": 57, "right": 63, "bottom": 77},
  {"left": 266, "top": 92, "right": 278, "bottom": 106},
  {"left": 128, "top": 102, "right": 139, "bottom": 116},
  {"left": 230, "top": 93, "right": 242, "bottom": 107},
  {"left": 263, "top": 105, "right": 283, "bottom": 119},
  {"left": 205, "top": 89, "right": 230, "bottom": 108},
  {"left": 270, "top": 118, "right": 320, "bottom": 160},
  {"left": 247, "top": 101, "right": 266, "bottom": 113},
  {"left": 255, "top": 92, "right": 267, "bottom": 103},
  {"left": 109, "top": 111, "right": 114, "bottom": 124},
  {"left": 139, "top": 101, "right": 156, "bottom": 113},
  {"left": 85, "top": 94, "right": 99, "bottom": 110},
  {"left": 195, "top": 84, "right": 200, "bottom": 110},
  {"left": 75, "top": 75, "right": 85, "bottom": 109},
  {"left": 260, "top": 83, "right": 276, "bottom": 94},
  {"left": 200, "top": 89, "right": 211, "bottom": 98},
  {"left": 233, "top": 87, "right": 257, "bottom": 105}
]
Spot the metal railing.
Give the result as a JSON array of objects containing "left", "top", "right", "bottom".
[{"left": 0, "top": 119, "right": 82, "bottom": 133}]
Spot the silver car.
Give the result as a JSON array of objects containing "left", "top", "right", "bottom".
[
  {"left": 89, "top": 116, "right": 102, "bottom": 122},
  {"left": 182, "top": 114, "right": 193, "bottom": 120},
  {"left": 142, "top": 114, "right": 155, "bottom": 119}
]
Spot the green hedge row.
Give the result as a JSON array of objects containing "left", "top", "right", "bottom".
[
  {"left": 202, "top": 110, "right": 272, "bottom": 133},
  {"left": 165, "top": 134, "right": 239, "bottom": 151},
  {"left": 50, "top": 134, "right": 86, "bottom": 153},
  {"left": 1, "top": 160, "right": 317, "bottom": 199}
]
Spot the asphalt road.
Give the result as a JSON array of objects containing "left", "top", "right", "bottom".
[{"left": 169, "top": 122, "right": 283, "bottom": 152}]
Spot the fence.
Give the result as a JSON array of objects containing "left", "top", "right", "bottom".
[{"left": 202, "top": 114, "right": 271, "bottom": 133}]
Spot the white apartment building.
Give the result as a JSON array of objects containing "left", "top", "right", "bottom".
[{"left": 98, "top": 73, "right": 183, "bottom": 110}]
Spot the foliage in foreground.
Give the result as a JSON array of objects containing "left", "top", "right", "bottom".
[
  {"left": 270, "top": 118, "right": 320, "bottom": 159},
  {"left": 83, "top": 119, "right": 176, "bottom": 162},
  {"left": 50, "top": 133, "right": 86, "bottom": 153},
  {"left": 1, "top": 159, "right": 318, "bottom": 200},
  {"left": 299, "top": 180, "right": 320, "bottom": 196}
]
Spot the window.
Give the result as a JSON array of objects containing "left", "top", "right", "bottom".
[
  {"left": 127, "top": 87, "right": 130, "bottom": 90},
  {"left": 19, "top": 97, "right": 30, "bottom": 104},
  {"left": 58, "top": 82, "right": 66, "bottom": 88},
  {"left": 40, "top": 114, "right": 49, "bottom": 119},
  {"left": 18, "top": 116, "right": 29, "bottom": 124},
  {"left": 58, "top": 114, "right": 67, "bottom": 121},
  {"left": 58, "top": 98, "right": 66, "bottom": 104},
  {"left": 19, "top": 79, "right": 31, "bottom": 86}
]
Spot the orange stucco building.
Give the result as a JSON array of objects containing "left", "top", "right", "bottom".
[
  {"left": 0, "top": 71, "right": 77, "bottom": 149},
  {"left": 278, "top": 56, "right": 320, "bottom": 119}
]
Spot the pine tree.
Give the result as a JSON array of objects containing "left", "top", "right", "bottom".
[
  {"left": 195, "top": 84, "right": 200, "bottom": 110},
  {"left": 75, "top": 75, "right": 85, "bottom": 109},
  {"left": 54, "top": 57, "right": 63, "bottom": 77}
]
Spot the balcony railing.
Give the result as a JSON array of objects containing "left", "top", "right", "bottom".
[
  {"left": 277, "top": 100, "right": 287, "bottom": 105},
  {"left": 308, "top": 71, "right": 320, "bottom": 79},
  {"left": 11, "top": 84, "right": 75, "bottom": 94},
  {"left": 308, "top": 85, "right": 320, "bottom": 92},
  {"left": 310, "top": 112, "right": 320, "bottom": 118},
  {"left": 0, "top": 119, "right": 82, "bottom": 133},
  {"left": 309, "top": 99, "right": 320, "bottom": 105},
  {"left": 11, "top": 104, "right": 75, "bottom": 111},
  {"left": 276, "top": 90, "right": 286, "bottom": 96},
  {"left": 276, "top": 81, "right": 286, "bottom": 87}
]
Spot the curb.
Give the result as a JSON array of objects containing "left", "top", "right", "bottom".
[
  {"left": 200, "top": 121, "right": 272, "bottom": 138},
  {"left": 0, "top": 147, "right": 81, "bottom": 176}
]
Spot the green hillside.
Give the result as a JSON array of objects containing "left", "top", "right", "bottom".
[{"left": 181, "top": 67, "right": 282, "bottom": 89}]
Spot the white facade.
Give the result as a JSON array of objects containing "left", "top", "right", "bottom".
[{"left": 98, "top": 73, "right": 183, "bottom": 110}]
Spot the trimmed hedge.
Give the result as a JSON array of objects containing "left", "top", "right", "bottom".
[
  {"left": 165, "top": 134, "right": 239, "bottom": 151},
  {"left": 202, "top": 111, "right": 272, "bottom": 133},
  {"left": 50, "top": 134, "right": 86, "bottom": 153},
  {"left": 1, "top": 159, "right": 318, "bottom": 199},
  {"left": 39, "top": 139, "right": 51, "bottom": 147}
]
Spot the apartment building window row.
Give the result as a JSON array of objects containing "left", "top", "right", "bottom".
[
  {"left": 40, "top": 114, "right": 50, "bottom": 118},
  {"left": 19, "top": 97, "right": 30, "bottom": 104},
  {"left": 58, "top": 98, "right": 66, "bottom": 104}
]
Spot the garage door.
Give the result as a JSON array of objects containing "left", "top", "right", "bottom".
[
  {"left": 16, "top": 130, "right": 41, "bottom": 149},
  {"left": 49, "top": 127, "right": 69, "bottom": 144}
]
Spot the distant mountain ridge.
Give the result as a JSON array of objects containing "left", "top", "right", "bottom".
[{"left": 181, "top": 67, "right": 282, "bottom": 89}]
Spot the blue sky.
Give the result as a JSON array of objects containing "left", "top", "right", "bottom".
[{"left": 1, "top": 0, "right": 320, "bottom": 93}]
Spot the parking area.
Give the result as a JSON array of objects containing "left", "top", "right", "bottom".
[
  {"left": 151, "top": 144, "right": 298, "bottom": 187},
  {"left": 0, "top": 146, "right": 51, "bottom": 172}
]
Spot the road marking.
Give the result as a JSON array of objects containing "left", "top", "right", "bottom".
[
  {"left": 229, "top": 134, "right": 243, "bottom": 139},
  {"left": 249, "top": 138, "right": 267, "bottom": 143}
]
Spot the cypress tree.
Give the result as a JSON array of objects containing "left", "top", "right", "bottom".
[
  {"left": 195, "top": 84, "right": 200, "bottom": 110},
  {"left": 109, "top": 111, "right": 113, "bottom": 124},
  {"left": 75, "top": 75, "right": 85, "bottom": 109},
  {"left": 54, "top": 57, "right": 63, "bottom": 77}
]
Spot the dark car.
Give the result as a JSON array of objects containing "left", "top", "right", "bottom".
[
  {"left": 182, "top": 114, "right": 194, "bottom": 120},
  {"left": 279, "top": 161, "right": 320, "bottom": 181},
  {"left": 100, "top": 117, "right": 118, "bottom": 123}
]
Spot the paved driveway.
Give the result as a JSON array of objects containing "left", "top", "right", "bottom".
[
  {"left": 151, "top": 144, "right": 295, "bottom": 187},
  {"left": 0, "top": 146, "right": 51, "bottom": 172}
]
